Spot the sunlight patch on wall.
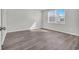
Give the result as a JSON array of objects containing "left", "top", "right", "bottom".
[{"left": 30, "top": 21, "right": 37, "bottom": 30}]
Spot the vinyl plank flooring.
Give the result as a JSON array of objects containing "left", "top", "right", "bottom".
[{"left": 2, "top": 29, "right": 79, "bottom": 50}]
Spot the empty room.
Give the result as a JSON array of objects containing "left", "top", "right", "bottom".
[{"left": 0, "top": 9, "right": 79, "bottom": 50}]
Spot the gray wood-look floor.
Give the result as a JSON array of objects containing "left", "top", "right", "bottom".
[{"left": 2, "top": 29, "right": 79, "bottom": 50}]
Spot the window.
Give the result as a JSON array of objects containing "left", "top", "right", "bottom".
[{"left": 48, "top": 9, "right": 65, "bottom": 24}]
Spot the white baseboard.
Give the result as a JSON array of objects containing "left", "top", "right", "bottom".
[
  {"left": 7, "top": 26, "right": 41, "bottom": 33},
  {"left": 43, "top": 27, "right": 79, "bottom": 36},
  {"left": 7, "top": 26, "right": 79, "bottom": 36}
]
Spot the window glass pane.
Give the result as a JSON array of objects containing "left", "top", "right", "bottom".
[
  {"left": 56, "top": 9, "right": 65, "bottom": 22},
  {"left": 48, "top": 10, "right": 55, "bottom": 23},
  {"left": 48, "top": 9, "right": 65, "bottom": 24}
]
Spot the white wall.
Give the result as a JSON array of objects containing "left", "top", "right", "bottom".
[
  {"left": 42, "top": 9, "right": 79, "bottom": 36},
  {"left": 6, "top": 9, "right": 42, "bottom": 32}
]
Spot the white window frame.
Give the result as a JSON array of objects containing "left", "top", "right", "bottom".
[{"left": 48, "top": 9, "right": 65, "bottom": 24}]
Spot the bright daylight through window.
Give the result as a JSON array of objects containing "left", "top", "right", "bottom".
[{"left": 48, "top": 9, "right": 65, "bottom": 24}]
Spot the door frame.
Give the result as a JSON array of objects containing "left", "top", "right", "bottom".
[
  {"left": 0, "top": 9, "right": 1, "bottom": 49},
  {"left": 1, "top": 9, "right": 7, "bottom": 48}
]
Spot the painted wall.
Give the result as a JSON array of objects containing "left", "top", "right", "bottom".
[
  {"left": 42, "top": 9, "right": 79, "bottom": 36},
  {"left": 6, "top": 9, "right": 42, "bottom": 32}
]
